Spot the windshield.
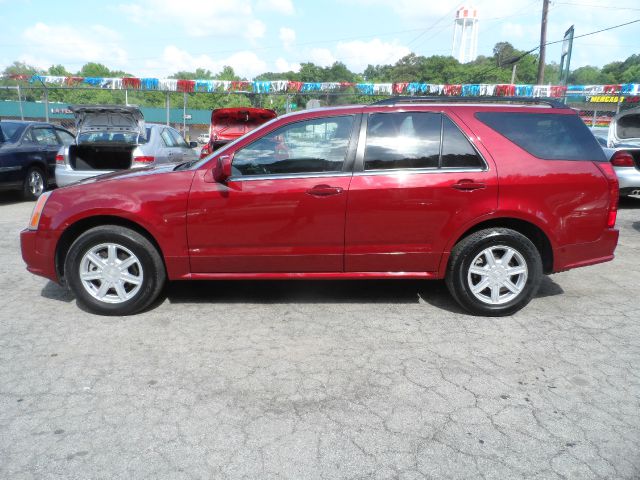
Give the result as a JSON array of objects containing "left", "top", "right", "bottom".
[
  {"left": 0, "top": 122, "right": 25, "bottom": 143},
  {"left": 77, "top": 131, "right": 141, "bottom": 145}
]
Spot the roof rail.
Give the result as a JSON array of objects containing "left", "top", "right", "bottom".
[{"left": 369, "top": 96, "right": 568, "bottom": 109}]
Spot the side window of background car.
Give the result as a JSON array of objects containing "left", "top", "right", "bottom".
[
  {"left": 55, "top": 130, "right": 75, "bottom": 146},
  {"left": 168, "top": 129, "right": 189, "bottom": 148},
  {"left": 31, "top": 128, "right": 59, "bottom": 146},
  {"left": 364, "top": 112, "right": 441, "bottom": 170},
  {"left": 232, "top": 115, "right": 355, "bottom": 176},
  {"left": 161, "top": 129, "right": 175, "bottom": 147},
  {"left": 441, "top": 116, "right": 484, "bottom": 168}
]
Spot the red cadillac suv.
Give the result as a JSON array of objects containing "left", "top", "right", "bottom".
[{"left": 20, "top": 97, "right": 619, "bottom": 316}]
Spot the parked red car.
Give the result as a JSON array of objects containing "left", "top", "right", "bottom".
[
  {"left": 199, "top": 107, "right": 277, "bottom": 159},
  {"left": 21, "top": 97, "right": 619, "bottom": 316}
]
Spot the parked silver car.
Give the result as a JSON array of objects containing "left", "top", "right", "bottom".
[
  {"left": 590, "top": 110, "right": 640, "bottom": 197},
  {"left": 56, "top": 105, "right": 198, "bottom": 187}
]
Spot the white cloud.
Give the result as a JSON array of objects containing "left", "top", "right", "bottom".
[
  {"left": 142, "top": 45, "right": 267, "bottom": 78},
  {"left": 20, "top": 22, "right": 128, "bottom": 70},
  {"left": 309, "top": 48, "right": 336, "bottom": 67},
  {"left": 256, "top": 0, "right": 294, "bottom": 15},
  {"left": 335, "top": 38, "right": 411, "bottom": 72},
  {"left": 279, "top": 27, "right": 296, "bottom": 50},
  {"left": 118, "top": 0, "right": 263, "bottom": 40},
  {"left": 274, "top": 57, "right": 300, "bottom": 72}
]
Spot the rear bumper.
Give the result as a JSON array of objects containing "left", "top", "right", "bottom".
[
  {"left": 20, "top": 228, "right": 60, "bottom": 283},
  {"left": 614, "top": 166, "right": 640, "bottom": 193},
  {"left": 55, "top": 165, "right": 112, "bottom": 187},
  {"left": 553, "top": 228, "right": 619, "bottom": 272}
]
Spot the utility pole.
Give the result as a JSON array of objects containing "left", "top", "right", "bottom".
[{"left": 536, "top": 0, "right": 549, "bottom": 84}]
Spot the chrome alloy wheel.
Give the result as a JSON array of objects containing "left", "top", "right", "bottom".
[
  {"left": 78, "top": 243, "right": 144, "bottom": 304},
  {"left": 467, "top": 245, "right": 528, "bottom": 305},
  {"left": 28, "top": 170, "right": 44, "bottom": 197}
]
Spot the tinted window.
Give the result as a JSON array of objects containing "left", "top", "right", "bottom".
[
  {"left": 169, "top": 129, "right": 189, "bottom": 148},
  {"left": 77, "top": 132, "right": 139, "bottom": 144},
  {"left": 364, "top": 112, "right": 441, "bottom": 170},
  {"left": 56, "top": 129, "right": 75, "bottom": 146},
  {"left": 161, "top": 129, "right": 175, "bottom": 147},
  {"left": 441, "top": 116, "right": 484, "bottom": 168},
  {"left": 233, "top": 115, "right": 354, "bottom": 176},
  {"left": 32, "top": 128, "right": 59, "bottom": 146},
  {"left": 0, "top": 122, "right": 25, "bottom": 142},
  {"left": 475, "top": 112, "right": 607, "bottom": 161}
]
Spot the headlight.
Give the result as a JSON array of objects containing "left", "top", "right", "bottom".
[{"left": 28, "top": 191, "right": 52, "bottom": 231}]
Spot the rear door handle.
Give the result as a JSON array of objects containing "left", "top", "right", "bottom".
[
  {"left": 306, "top": 184, "right": 344, "bottom": 196},
  {"left": 452, "top": 180, "right": 486, "bottom": 191}
]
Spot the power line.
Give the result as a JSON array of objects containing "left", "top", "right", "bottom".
[{"left": 554, "top": 2, "right": 640, "bottom": 11}]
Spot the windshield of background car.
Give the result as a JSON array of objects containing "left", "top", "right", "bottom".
[
  {"left": 476, "top": 112, "right": 607, "bottom": 162},
  {"left": 0, "top": 122, "right": 25, "bottom": 143},
  {"left": 77, "top": 132, "right": 140, "bottom": 145}
]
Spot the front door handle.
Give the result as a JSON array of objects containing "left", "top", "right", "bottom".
[
  {"left": 306, "top": 184, "right": 344, "bottom": 196},
  {"left": 452, "top": 179, "right": 486, "bottom": 191}
]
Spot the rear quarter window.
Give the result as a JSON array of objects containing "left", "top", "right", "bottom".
[{"left": 475, "top": 112, "right": 607, "bottom": 162}]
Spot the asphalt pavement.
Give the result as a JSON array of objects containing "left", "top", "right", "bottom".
[{"left": 1, "top": 193, "right": 639, "bottom": 479}]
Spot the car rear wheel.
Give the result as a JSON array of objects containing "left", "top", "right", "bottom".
[
  {"left": 445, "top": 228, "right": 543, "bottom": 316},
  {"left": 23, "top": 167, "right": 45, "bottom": 200},
  {"left": 64, "top": 226, "right": 166, "bottom": 316}
]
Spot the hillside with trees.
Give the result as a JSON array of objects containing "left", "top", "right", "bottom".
[{"left": 1, "top": 43, "right": 639, "bottom": 114}]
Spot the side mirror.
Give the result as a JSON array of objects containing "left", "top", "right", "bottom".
[
  {"left": 189, "top": 141, "right": 198, "bottom": 148},
  {"left": 213, "top": 154, "right": 233, "bottom": 183}
]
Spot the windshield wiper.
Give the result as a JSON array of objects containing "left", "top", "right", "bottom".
[{"left": 173, "top": 159, "right": 198, "bottom": 171}]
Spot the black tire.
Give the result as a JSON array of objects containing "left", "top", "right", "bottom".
[
  {"left": 64, "top": 225, "right": 166, "bottom": 316},
  {"left": 445, "top": 228, "right": 543, "bottom": 316},
  {"left": 23, "top": 167, "right": 46, "bottom": 200}
]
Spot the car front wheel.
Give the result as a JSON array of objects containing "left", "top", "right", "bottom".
[
  {"left": 445, "top": 228, "right": 543, "bottom": 316},
  {"left": 64, "top": 226, "right": 166, "bottom": 315}
]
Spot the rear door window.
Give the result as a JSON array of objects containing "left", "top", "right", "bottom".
[
  {"left": 168, "top": 128, "right": 189, "bottom": 148},
  {"left": 441, "top": 116, "right": 484, "bottom": 168},
  {"left": 161, "top": 129, "right": 176, "bottom": 147},
  {"left": 475, "top": 112, "right": 607, "bottom": 161},
  {"left": 31, "top": 128, "right": 59, "bottom": 146},
  {"left": 364, "top": 112, "right": 441, "bottom": 170},
  {"left": 363, "top": 112, "right": 485, "bottom": 171},
  {"left": 55, "top": 129, "right": 75, "bottom": 146}
]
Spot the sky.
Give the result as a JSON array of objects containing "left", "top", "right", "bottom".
[{"left": 1, "top": 0, "right": 639, "bottom": 80}]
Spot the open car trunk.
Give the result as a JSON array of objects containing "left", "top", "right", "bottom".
[
  {"left": 211, "top": 108, "right": 277, "bottom": 144},
  {"left": 69, "top": 144, "right": 136, "bottom": 171}
]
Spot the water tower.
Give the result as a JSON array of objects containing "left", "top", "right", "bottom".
[{"left": 451, "top": 6, "right": 479, "bottom": 63}]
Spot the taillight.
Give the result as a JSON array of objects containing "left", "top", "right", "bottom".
[
  {"left": 610, "top": 151, "right": 635, "bottom": 167},
  {"left": 200, "top": 144, "right": 211, "bottom": 159},
  {"left": 55, "top": 154, "right": 64, "bottom": 165},
  {"left": 595, "top": 162, "right": 619, "bottom": 228},
  {"left": 133, "top": 156, "right": 154, "bottom": 164}
]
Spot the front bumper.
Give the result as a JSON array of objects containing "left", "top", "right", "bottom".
[
  {"left": 20, "top": 228, "right": 60, "bottom": 283},
  {"left": 55, "top": 165, "right": 113, "bottom": 187}
]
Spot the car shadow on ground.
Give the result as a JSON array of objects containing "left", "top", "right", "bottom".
[
  {"left": 41, "top": 276, "right": 564, "bottom": 315},
  {"left": 41, "top": 281, "right": 75, "bottom": 303},
  {"left": 619, "top": 196, "right": 640, "bottom": 209},
  {"left": 163, "top": 276, "right": 564, "bottom": 315},
  {"left": 0, "top": 191, "right": 30, "bottom": 206}
]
